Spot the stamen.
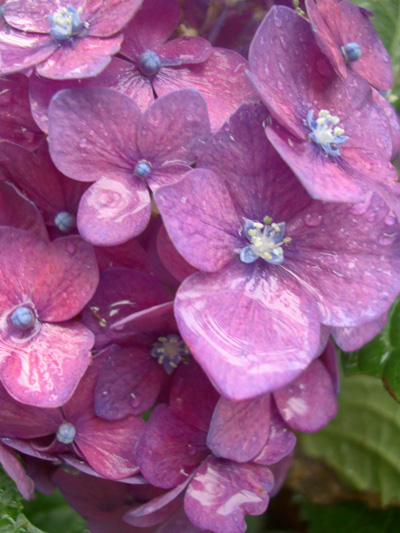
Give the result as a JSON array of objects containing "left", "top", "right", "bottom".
[
  {"left": 56, "top": 422, "right": 76, "bottom": 444},
  {"left": 138, "top": 50, "right": 162, "bottom": 77},
  {"left": 49, "top": 5, "right": 84, "bottom": 41},
  {"left": 11, "top": 307, "right": 35, "bottom": 329},
  {"left": 150, "top": 334, "right": 190, "bottom": 374},
  {"left": 342, "top": 42, "right": 362, "bottom": 63},
  {"left": 240, "top": 217, "right": 290, "bottom": 265},
  {"left": 307, "top": 109, "right": 348, "bottom": 157},
  {"left": 54, "top": 211, "right": 76, "bottom": 232}
]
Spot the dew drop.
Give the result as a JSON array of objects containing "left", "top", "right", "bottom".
[
  {"left": 379, "top": 233, "right": 396, "bottom": 246},
  {"left": 304, "top": 212, "right": 322, "bottom": 227},
  {"left": 187, "top": 444, "right": 197, "bottom": 456},
  {"left": 278, "top": 62, "right": 286, "bottom": 75},
  {"left": 277, "top": 80, "right": 284, "bottom": 91},
  {"left": 279, "top": 35, "right": 288, "bottom": 51},
  {"left": 384, "top": 214, "right": 396, "bottom": 226},
  {"left": 274, "top": 14, "right": 283, "bottom": 27},
  {"left": 79, "top": 138, "right": 87, "bottom": 148}
]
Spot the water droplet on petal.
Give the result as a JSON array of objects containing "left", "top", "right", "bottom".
[
  {"left": 304, "top": 212, "right": 322, "bottom": 227},
  {"left": 379, "top": 233, "right": 396, "bottom": 246},
  {"left": 384, "top": 214, "right": 396, "bottom": 226}
]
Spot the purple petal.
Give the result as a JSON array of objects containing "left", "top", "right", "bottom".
[
  {"left": 274, "top": 359, "right": 338, "bottom": 432},
  {"left": 155, "top": 169, "right": 243, "bottom": 272},
  {"left": 0, "top": 443, "right": 35, "bottom": 500},
  {"left": 135, "top": 405, "right": 208, "bottom": 489},
  {"left": 332, "top": 312, "right": 388, "bottom": 352},
  {"left": 111, "top": 301, "right": 175, "bottom": 338},
  {"left": 32, "top": 236, "right": 99, "bottom": 322},
  {"left": 36, "top": 34, "right": 122, "bottom": 80},
  {"left": 0, "top": 74, "right": 43, "bottom": 149},
  {"left": 0, "top": 28, "right": 55, "bottom": 76},
  {"left": 94, "top": 238, "right": 154, "bottom": 273},
  {"left": 30, "top": 57, "right": 153, "bottom": 133},
  {"left": 94, "top": 344, "right": 164, "bottom": 419},
  {"left": 138, "top": 88, "right": 210, "bottom": 170},
  {"left": 175, "top": 264, "right": 321, "bottom": 400},
  {"left": 0, "top": 181, "right": 48, "bottom": 241},
  {"left": 120, "top": 0, "right": 181, "bottom": 60},
  {"left": 319, "top": 339, "right": 340, "bottom": 394},
  {"left": 0, "top": 321, "right": 93, "bottom": 407},
  {"left": 372, "top": 89, "right": 400, "bottom": 160},
  {"left": 77, "top": 176, "right": 151, "bottom": 246},
  {"left": 184, "top": 456, "right": 273, "bottom": 533},
  {"left": 0, "top": 227, "right": 46, "bottom": 314},
  {"left": 85, "top": 0, "right": 143, "bottom": 37},
  {"left": 48, "top": 87, "right": 141, "bottom": 182},
  {"left": 159, "top": 37, "right": 212, "bottom": 66},
  {"left": 154, "top": 48, "right": 257, "bottom": 132},
  {"left": 207, "top": 394, "right": 271, "bottom": 462},
  {"left": 4, "top": 0, "right": 80, "bottom": 32},
  {"left": 253, "top": 405, "right": 296, "bottom": 465}
]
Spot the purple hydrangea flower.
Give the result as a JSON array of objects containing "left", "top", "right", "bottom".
[
  {"left": 248, "top": 7, "right": 400, "bottom": 212},
  {"left": 48, "top": 86, "right": 210, "bottom": 245},
  {"left": 0, "top": 0, "right": 143, "bottom": 79},
  {"left": 155, "top": 103, "right": 400, "bottom": 400},
  {"left": 306, "top": 0, "right": 393, "bottom": 91},
  {"left": 0, "top": 356, "right": 145, "bottom": 480},
  {"left": 0, "top": 227, "right": 99, "bottom": 407}
]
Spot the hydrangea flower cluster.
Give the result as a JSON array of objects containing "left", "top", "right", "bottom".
[{"left": 0, "top": 0, "right": 399, "bottom": 531}]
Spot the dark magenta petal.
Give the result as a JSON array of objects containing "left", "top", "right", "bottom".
[
  {"left": 253, "top": 405, "right": 296, "bottom": 465},
  {"left": 155, "top": 169, "right": 243, "bottom": 272},
  {"left": 94, "top": 344, "right": 164, "bottom": 419},
  {"left": 274, "top": 359, "right": 338, "bottom": 432},
  {"left": 120, "top": 0, "right": 181, "bottom": 60},
  {"left": 154, "top": 48, "right": 257, "bottom": 132},
  {"left": 95, "top": 238, "right": 153, "bottom": 273},
  {"left": 285, "top": 193, "right": 400, "bottom": 327},
  {"left": 82, "top": 268, "right": 169, "bottom": 348},
  {"left": 0, "top": 29, "right": 55, "bottom": 76},
  {"left": 85, "top": 0, "right": 143, "bottom": 37},
  {"left": 184, "top": 456, "right": 273, "bottom": 533},
  {"left": 135, "top": 405, "right": 208, "bottom": 489},
  {"left": 372, "top": 90, "right": 400, "bottom": 160},
  {"left": 268, "top": 453, "right": 294, "bottom": 498},
  {"left": 145, "top": 505, "right": 202, "bottom": 532},
  {"left": 0, "top": 228, "right": 46, "bottom": 314},
  {"left": 207, "top": 394, "right": 271, "bottom": 463},
  {"left": 1, "top": 321, "right": 93, "bottom": 408},
  {"left": 0, "top": 181, "right": 48, "bottom": 241},
  {"left": 138, "top": 88, "right": 210, "bottom": 169},
  {"left": 170, "top": 358, "right": 220, "bottom": 432},
  {"left": 0, "top": 443, "right": 35, "bottom": 500},
  {"left": 74, "top": 415, "right": 144, "bottom": 480},
  {"left": 332, "top": 312, "right": 388, "bottom": 352},
  {"left": 36, "top": 34, "right": 122, "bottom": 80},
  {"left": 32, "top": 236, "right": 99, "bottom": 322},
  {"left": 159, "top": 36, "right": 212, "bottom": 66},
  {"left": 175, "top": 264, "right": 321, "bottom": 400},
  {"left": 0, "top": 382, "right": 61, "bottom": 438},
  {"left": 124, "top": 479, "right": 190, "bottom": 525},
  {"left": 0, "top": 74, "right": 43, "bottom": 149},
  {"left": 48, "top": 87, "right": 141, "bottom": 182},
  {"left": 77, "top": 176, "right": 151, "bottom": 246},
  {"left": 319, "top": 339, "right": 340, "bottom": 394},
  {"left": 157, "top": 224, "right": 197, "bottom": 283}
]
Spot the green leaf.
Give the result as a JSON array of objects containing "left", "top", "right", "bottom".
[
  {"left": 352, "top": 0, "right": 400, "bottom": 104},
  {"left": 301, "top": 375, "right": 400, "bottom": 505},
  {"left": 341, "top": 296, "right": 400, "bottom": 401},
  {"left": 23, "top": 490, "right": 87, "bottom": 533},
  {"left": 298, "top": 497, "right": 400, "bottom": 533},
  {"left": 0, "top": 468, "right": 44, "bottom": 533}
]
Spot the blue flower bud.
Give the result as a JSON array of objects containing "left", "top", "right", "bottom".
[
  {"left": 56, "top": 422, "right": 76, "bottom": 444},
  {"left": 11, "top": 307, "right": 35, "bottom": 329},
  {"left": 134, "top": 161, "right": 151, "bottom": 180},
  {"left": 343, "top": 42, "right": 362, "bottom": 63},
  {"left": 139, "top": 50, "right": 162, "bottom": 77},
  {"left": 54, "top": 211, "right": 76, "bottom": 232}
]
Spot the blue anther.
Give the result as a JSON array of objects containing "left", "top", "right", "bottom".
[{"left": 11, "top": 307, "right": 35, "bottom": 329}]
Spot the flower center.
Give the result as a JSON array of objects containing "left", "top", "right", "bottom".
[
  {"left": 342, "top": 42, "right": 362, "bottom": 63},
  {"left": 150, "top": 334, "right": 190, "bottom": 374},
  {"left": 138, "top": 50, "right": 162, "bottom": 77},
  {"left": 307, "top": 109, "right": 348, "bottom": 157},
  {"left": 56, "top": 422, "right": 76, "bottom": 444},
  {"left": 134, "top": 160, "right": 151, "bottom": 180},
  {"left": 49, "top": 5, "right": 84, "bottom": 41},
  {"left": 54, "top": 211, "right": 76, "bottom": 232},
  {"left": 240, "top": 216, "right": 291, "bottom": 265},
  {"left": 10, "top": 306, "right": 35, "bottom": 329}
]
